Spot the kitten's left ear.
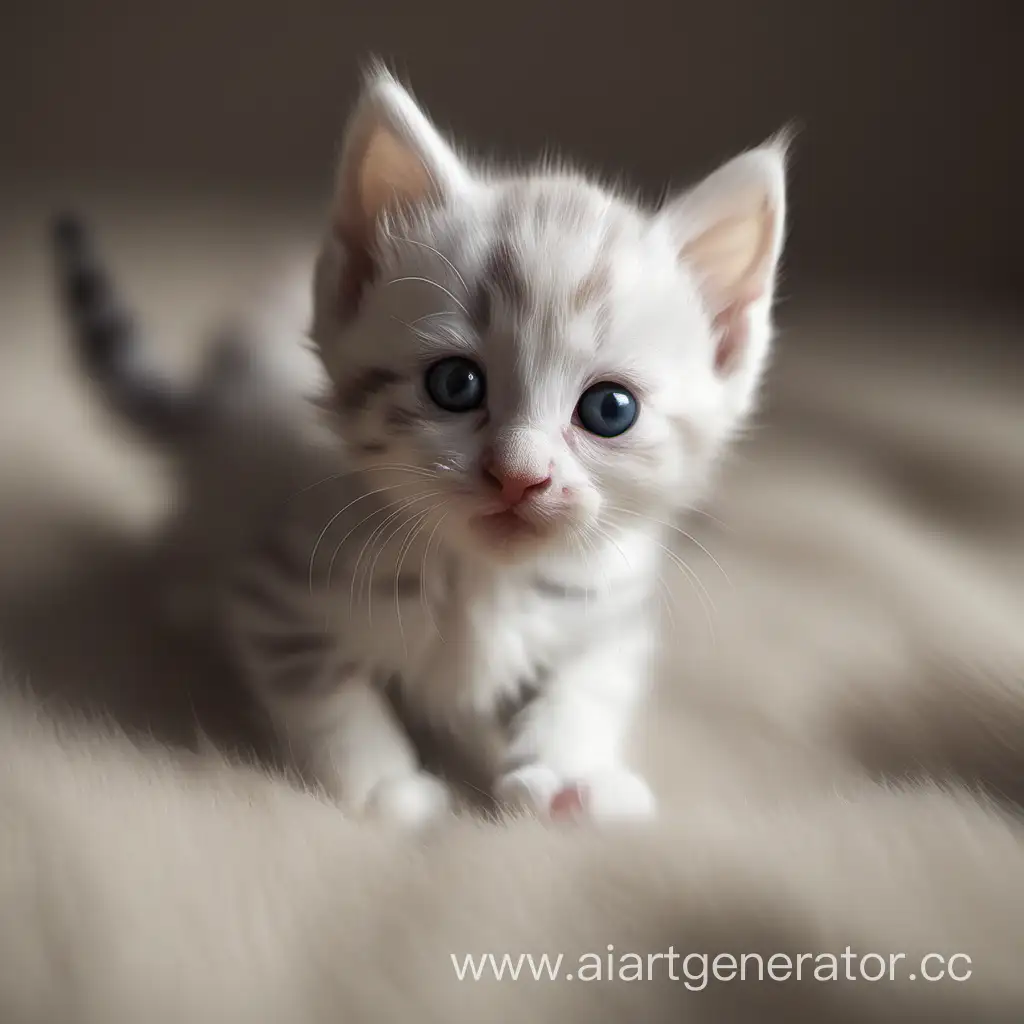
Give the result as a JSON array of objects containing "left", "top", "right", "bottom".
[
  {"left": 661, "top": 139, "right": 788, "bottom": 377},
  {"left": 328, "top": 66, "right": 472, "bottom": 314}
]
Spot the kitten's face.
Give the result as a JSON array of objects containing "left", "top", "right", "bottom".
[
  {"left": 320, "top": 182, "right": 726, "bottom": 563},
  {"left": 312, "top": 73, "right": 786, "bottom": 566}
]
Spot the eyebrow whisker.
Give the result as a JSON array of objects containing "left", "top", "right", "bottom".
[
  {"left": 386, "top": 276, "right": 469, "bottom": 317},
  {"left": 391, "top": 236, "right": 470, "bottom": 298}
]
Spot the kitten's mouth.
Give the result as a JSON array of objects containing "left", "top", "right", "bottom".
[{"left": 472, "top": 508, "right": 544, "bottom": 545}]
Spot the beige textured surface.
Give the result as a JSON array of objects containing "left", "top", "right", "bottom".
[{"left": 0, "top": 195, "right": 1022, "bottom": 1020}]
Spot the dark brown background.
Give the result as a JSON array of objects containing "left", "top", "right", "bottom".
[{"left": 4, "top": 0, "right": 1021, "bottom": 304}]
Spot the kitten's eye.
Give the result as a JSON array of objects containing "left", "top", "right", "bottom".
[
  {"left": 576, "top": 382, "right": 638, "bottom": 437},
  {"left": 425, "top": 357, "right": 486, "bottom": 413}
]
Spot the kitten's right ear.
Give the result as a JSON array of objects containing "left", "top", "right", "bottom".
[
  {"left": 329, "top": 68, "right": 470, "bottom": 314},
  {"left": 660, "top": 138, "right": 788, "bottom": 379}
]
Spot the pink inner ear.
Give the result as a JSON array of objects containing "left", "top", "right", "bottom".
[
  {"left": 712, "top": 287, "right": 762, "bottom": 375},
  {"left": 712, "top": 303, "right": 746, "bottom": 375}
]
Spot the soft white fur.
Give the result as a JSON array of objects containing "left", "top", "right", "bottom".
[{"left": 239, "top": 71, "right": 788, "bottom": 824}]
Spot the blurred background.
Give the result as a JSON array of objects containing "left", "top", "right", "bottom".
[
  {"left": 5, "top": 0, "right": 1022, "bottom": 301},
  {"left": 0, "top": 1, "right": 1021, "bottom": 797}
]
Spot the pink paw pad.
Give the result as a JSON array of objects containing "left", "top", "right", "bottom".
[{"left": 550, "top": 783, "right": 588, "bottom": 820}]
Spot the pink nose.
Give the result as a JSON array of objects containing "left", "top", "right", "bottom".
[{"left": 482, "top": 456, "right": 553, "bottom": 506}]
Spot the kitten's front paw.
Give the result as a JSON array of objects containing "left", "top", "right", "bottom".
[
  {"left": 572, "top": 768, "right": 656, "bottom": 822},
  {"left": 494, "top": 764, "right": 563, "bottom": 817},
  {"left": 365, "top": 771, "right": 452, "bottom": 827},
  {"left": 496, "top": 765, "right": 656, "bottom": 823}
]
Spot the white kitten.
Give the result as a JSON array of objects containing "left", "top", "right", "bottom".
[{"left": 55, "top": 69, "right": 787, "bottom": 825}]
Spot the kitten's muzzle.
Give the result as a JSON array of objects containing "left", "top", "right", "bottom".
[{"left": 480, "top": 449, "right": 554, "bottom": 508}]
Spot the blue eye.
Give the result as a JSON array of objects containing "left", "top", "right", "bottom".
[
  {"left": 425, "top": 357, "right": 486, "bottom": 412},
  {"left": 576, "top": 382, "right": 638, "bottom": 437}
]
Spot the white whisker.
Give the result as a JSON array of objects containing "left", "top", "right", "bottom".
[
  {"left": 566, "top": 531, "right": 589, "bottom": 617},
  {"left": 585, "top": 522, "right": 632, "bottom": 575},
  {"left": 349, "top": 492, "right": 444, "bottom": 621},
  {"left": 391, "top": 316, "right": 446, "bottom": 347},
  {"left": 386, "top": 276, "right": 469, "bottom": 317},
  {"left": 393, "top": 507, "right": 436, "bottom": 654},
  {"left": 365, "top": 500, "right": 436, "bottom": 627},
  {"left": 582, "top": 522, "right": 676, "bottom": 632},
  {"left": 581, "top": 522, "right": 628, "bottom": 618},
  {"left": 409, "top": 311, "right": 454, "bottom": 326},
  {"left": 686, "top": 506, "right": 731, "bottom": 531},
  {"left": 292, "top": 463, "right": 436, "bottom": 503},
  {"left": 653, "top": 540, "right": 716, "bottom": 646},
  {"left": 307, "top": 481, "right": 421, "bottom": 595},
  {"left": 419, "top": 509, "right": 450, "bottom": 643},
  {"left": 606, "top": 504, "right": 734, "bottom": 590},
  {"left": 654, "top": 571, "right": 677, "bottom": 635},
  {"left": 323, "top": 490, "right": 442, "bottom": 619},
  {"left": 391, "top": 235, "right": 470, "bottom": 297}
]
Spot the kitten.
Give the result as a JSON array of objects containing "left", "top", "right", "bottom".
[{"left": 53, "top": 69, "right": 788, "bottom": 825}]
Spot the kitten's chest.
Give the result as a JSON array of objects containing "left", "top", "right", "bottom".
[
  {"left": 297, "top": 481, "right": 653, "bottom": 721},
  {"left": 331, "top": 536, "right": 577, "bottom": 720},
  {"left": 369, "top": 554, "right": 571, "bottom": 722},
  {"left": 435, "top": 568, "right": 568, "bottom": 710}
]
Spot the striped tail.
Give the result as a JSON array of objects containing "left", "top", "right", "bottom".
[{"left": 50, "top": 212, "right": 243, "bottom": 445}]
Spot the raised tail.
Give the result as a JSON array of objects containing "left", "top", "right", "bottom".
[{"left": 50, "top": 212, "right": 242, "bottom": 445}]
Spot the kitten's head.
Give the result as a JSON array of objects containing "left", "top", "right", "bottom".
[{"left": 312, "top": 69, "right": 787, "bottom": 565}]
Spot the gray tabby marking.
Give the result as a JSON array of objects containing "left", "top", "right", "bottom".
[
  {"left": 533, "top": 577, "right": 598, "bottom": 601},
  {"left": 496, "top": 669, "right": 548, "bottom": 729},
  {"left": 339, "top": 367, "right": 402, "bottom": 412},
  {"left": 234, "top": 567, "right": 293, "bottom": 612},
  {"left": 384, "top": 406, "right": 419, "bottom": 431},
  {"left": 259, "top": 532, "right": 300, "bottom": 577},
  {"left": 272, "top": 657, "right": 360, "bottom": 697},
  {"left": 254, "top": 629, "right": 334, "bottom": 662},
  {"left": 483, "top": 241, "right": 526, "bottom": 313}
]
